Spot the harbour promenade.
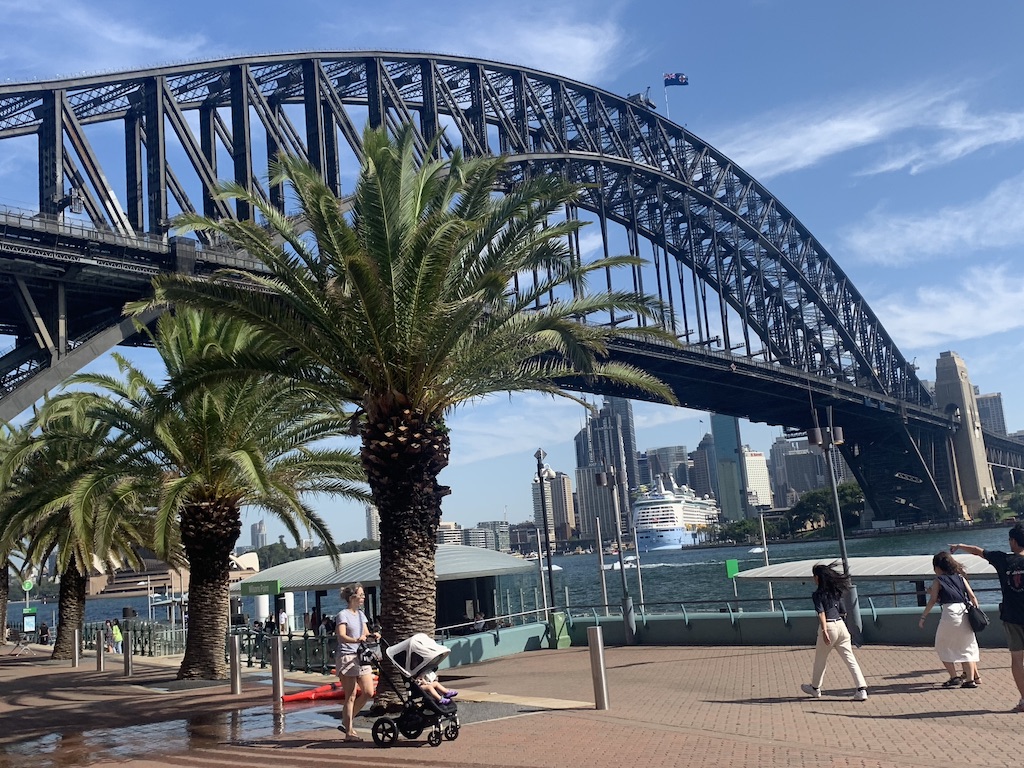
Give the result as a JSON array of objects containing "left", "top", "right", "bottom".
[{"left": 2, "top": 638, "right": 1021, "bottom": 767}]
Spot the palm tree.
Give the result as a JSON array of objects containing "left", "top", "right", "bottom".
[
  {"left": 134, "top": 124, "right": 678, "bottom": 648},
  {"left": 0, "top": 399, "right": 150, "bottom": 660},
  {"left": 68, "top": 308, "right": 366, "bottom": 679}
]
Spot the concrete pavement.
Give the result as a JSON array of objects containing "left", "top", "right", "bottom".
[{"left": 2, "top": 638, "right": 1021, "bottom": 767}]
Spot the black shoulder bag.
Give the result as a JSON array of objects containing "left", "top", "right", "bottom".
[{"left": 959, "top": 575, "right": 989, "bottom": 633}]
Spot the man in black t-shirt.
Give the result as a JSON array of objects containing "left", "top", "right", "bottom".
[{"left": 952, "top": 522, "right": 1024, "bottom": 713}]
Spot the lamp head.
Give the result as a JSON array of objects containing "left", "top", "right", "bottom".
[{"left": 534, "top": 448, "right": 546, "bottom": 462}]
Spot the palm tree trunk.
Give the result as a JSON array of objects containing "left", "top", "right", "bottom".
[
  {"left": 0, "top": 559, "right": 8, "bottom": 643},
  {"left": 177, "top": 501, "right": 240, "bottom": 679},
  {"left": 362, "top": 408, "right": 450, "bottom": 642},
  {"left": 51, "top": 566, "right": 86, "bottom": 660}
]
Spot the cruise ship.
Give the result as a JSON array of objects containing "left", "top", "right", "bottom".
[{"left": 632, "top": 477, "right": 720, "bottom": 552}]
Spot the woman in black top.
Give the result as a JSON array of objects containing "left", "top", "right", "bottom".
[
  {"left": 801, "top": 562, "right": 868, "bottom": 701},
  {"left": 918, "top": 550, "right": 980, "bottom": 687}
]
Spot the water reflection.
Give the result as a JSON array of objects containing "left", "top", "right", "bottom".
[{"left": 0, "top": 704, "right": 329, "bottom": 767}]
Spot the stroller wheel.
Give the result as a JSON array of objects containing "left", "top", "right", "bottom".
[
  {"left": 371, "top": 718, "right": 398, "bottom": 747},
  {"left": 443, "top": 723, "right": 460, "bottom": 741},
  {"left": 427, "top": 729, "right": 443, "bottom": 747}
]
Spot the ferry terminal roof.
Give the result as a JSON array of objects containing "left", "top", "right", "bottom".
[
  {"left": 736, "top": 554, "right": 997, "bottom": 583},
  {"left": 233, "top": 543, "right": 535, "bottom": 594}
]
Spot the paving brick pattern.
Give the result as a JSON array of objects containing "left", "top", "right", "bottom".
[{"left": 2, "top": 640, "right": 1020, "bottom": 767}]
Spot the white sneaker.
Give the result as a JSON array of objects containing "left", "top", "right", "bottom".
[
  {"left": 800, "top": 683, "right": 821, "bottom": 698},
  {"left": 853, "top": 688, "right": 868, "bottom": 701}
]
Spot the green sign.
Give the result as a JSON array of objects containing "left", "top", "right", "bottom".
[
  {"left": 21, "top": 580, "right": 33, "bottom": 592},
  {"left": 725, "top": 559, "right": 739, "bottom": 579},
  {"left": 240, "top": 579, "right": 282, "bottom": 596}
]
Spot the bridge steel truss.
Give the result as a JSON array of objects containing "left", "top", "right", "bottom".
[{"left": 0, "top": 52, "right": 1007, "bottom": 523}]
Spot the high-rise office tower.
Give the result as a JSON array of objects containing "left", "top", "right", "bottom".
[
  {"left": 251, "top": 520, "right": 267, "bottom": 550},
  {"left": 365, "top": 504, "right": 381, "bottom": 541},
  {"left": 976, "top": 393, "right": 1007, "bottom": 436},
  {"left": 742, "top": 446, "right": 773, "bottom": 509},
  {"left": 646, "top": 445, "right": 689, "bottom": 487},
  {"left": 532, "top": 469, "right": 557, "bottom": 547},
  {"left": 711, "top": 414, "right": 747, "bottom": 521},
  {"left": 574, "top": 397, "right": 633, "bottom": 538},
  {"left": 548, "top": 472, "right": 575, "bottom": 540},
  {"left": 689, "top": 432, "right": 717, "bottom": 500},
  {"left": 604, "top": 397, "right": 639, "bottom": 490}
]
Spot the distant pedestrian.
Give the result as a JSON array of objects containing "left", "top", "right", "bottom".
[
  {"left": 952, "top": 522, "right": 1024, "bottom": 712},
  {"left": 37, "top": 622, "right": 50, "bottom": 645},
  {"left": 919, "top": 551, "right": 980, "bottom": 687},
  {"left": 111, "top": 619, "right": 123, "bottom": 654},
  {"left": 103, "top": 619, "right": 114, "bottom": 653},
  {"left": 278, "top": 607, "right": 289, "bottom": 634},
  {"left": 800, "top": 562, "right": 868, "bottom": 701}
]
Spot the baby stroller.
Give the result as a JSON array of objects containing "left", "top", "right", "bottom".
[{"left": 370, "top": 632, "right": 460, "bottom": 747}]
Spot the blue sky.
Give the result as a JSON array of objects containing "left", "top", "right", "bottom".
[{"left": 2, "top": 1, "right": 1024, "bottom": 541}]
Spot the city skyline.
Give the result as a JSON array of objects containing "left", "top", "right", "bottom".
[{"left": 1, "top": 2, "right": 1022, "bottom": 542}]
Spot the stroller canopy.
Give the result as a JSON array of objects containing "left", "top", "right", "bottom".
[{"left": 386, "top": 633, "right": 450, "bottom": 678}]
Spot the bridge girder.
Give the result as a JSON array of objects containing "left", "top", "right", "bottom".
[{"left": 0, "top": 52, "right": 1016, "bottom": 523}]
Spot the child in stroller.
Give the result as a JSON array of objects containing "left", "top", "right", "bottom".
[
  {"left": 370, "top": 632, "right": 460, "bottom": 748},
  {"left": 414, "top": 669, "right": 459, "bottom": 705}
]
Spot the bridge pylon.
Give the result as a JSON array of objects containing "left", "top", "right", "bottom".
[{"left": 933, "top": 350, "right": 996, "bottom": 517}]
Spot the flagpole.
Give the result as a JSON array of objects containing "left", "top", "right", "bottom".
[{"left": 664, "top": 86, "right": 671, "bottom": 120}]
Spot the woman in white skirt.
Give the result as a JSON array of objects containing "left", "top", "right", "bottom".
[{"left": 918, "top": 550, "right": 980, "bottom": 688}]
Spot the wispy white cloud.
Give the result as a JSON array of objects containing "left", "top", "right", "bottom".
[
  {"left": 447, "top": 392, "right": 587, "bottom": 467},
  {"left": 320, "top": 1, "right": 633, "bottom": 84},
  {"left": 713, "top": 87, "right": 949, "bottom": 179},
  {"left": 0, "top": 1, "right": 210, "bottom": 80},
  {"left": 875, "top": 265, "right": 1024, "bottom": 349},
  {"left": 862, "top": 102, "right": 1024, "bottom": 175},
  {"left": 840, "top": 173, "right": 1024, "bottom": 265},
  {"left": 713, "top": 83, "right": 1024, "bottom": 181}
]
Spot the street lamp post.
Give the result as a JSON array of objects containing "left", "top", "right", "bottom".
[
  {"left": 137, "top": 576, "right": 152, "bottom": 622},
  {"left": 534, "top": 449, "right": 558, "bottom": 620},
  {"left": 595, "top": 466, "right": 636, "bottom": 644},
  {"left": 809, "top": 406, "right": 862, "bottom": 636}
]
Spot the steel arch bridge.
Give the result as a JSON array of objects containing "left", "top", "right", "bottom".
[{"left": 0, "top": 52, "right": 1013, "bottom": 523}]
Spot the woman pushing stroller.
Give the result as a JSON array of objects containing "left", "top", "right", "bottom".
[{"left": 335, "top": 583, "right": 380, "bottom": 742}]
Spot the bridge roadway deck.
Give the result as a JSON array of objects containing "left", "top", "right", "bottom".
[{"left": 1, "top": 639, "right": 1021, "bottom": 767}]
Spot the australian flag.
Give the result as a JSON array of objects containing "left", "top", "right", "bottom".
[{"left": 663, "top": 72, "right": 689, "bottom": 87}]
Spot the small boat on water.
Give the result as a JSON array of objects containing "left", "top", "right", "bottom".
[
  {"left": 748, "top": 546, "right": 765, "bottom": 554},
  {"left": 603, "top": 555, "right": 639, "bottom": 571}
]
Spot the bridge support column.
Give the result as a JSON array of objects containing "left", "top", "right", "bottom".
[{"left": 934, "top": 351, "right": 995, "bottom": 517}]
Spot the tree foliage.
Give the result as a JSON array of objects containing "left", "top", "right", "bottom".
[{"left": 135, "top": 124, "right": 678, "bottom": 654}]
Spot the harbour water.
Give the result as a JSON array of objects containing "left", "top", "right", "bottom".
[
  {"left": 553, "top": 525, "right": 1015, "bottom": 614},
  {"left": 8, "top": 525, "right": 1016, "bottom": 627}
]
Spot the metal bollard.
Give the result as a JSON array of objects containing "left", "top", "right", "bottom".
[
  {"left": 270, "top": 636, "right": 284, "bottom": 708},
  {"left": 123, "top": 631, "right": 133, "bottom": 677},
  {"left": 230, "top": 635, "right": 242, "bottom": 695},
  {"left": 96, "top": 629, "right": 105, "bottom": 672},
  {"left": 71, "top": 629, "right": 80, "bottom": 668},
  {"left": 587, "top": 625, "right": 609, "bottom": 710}
]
